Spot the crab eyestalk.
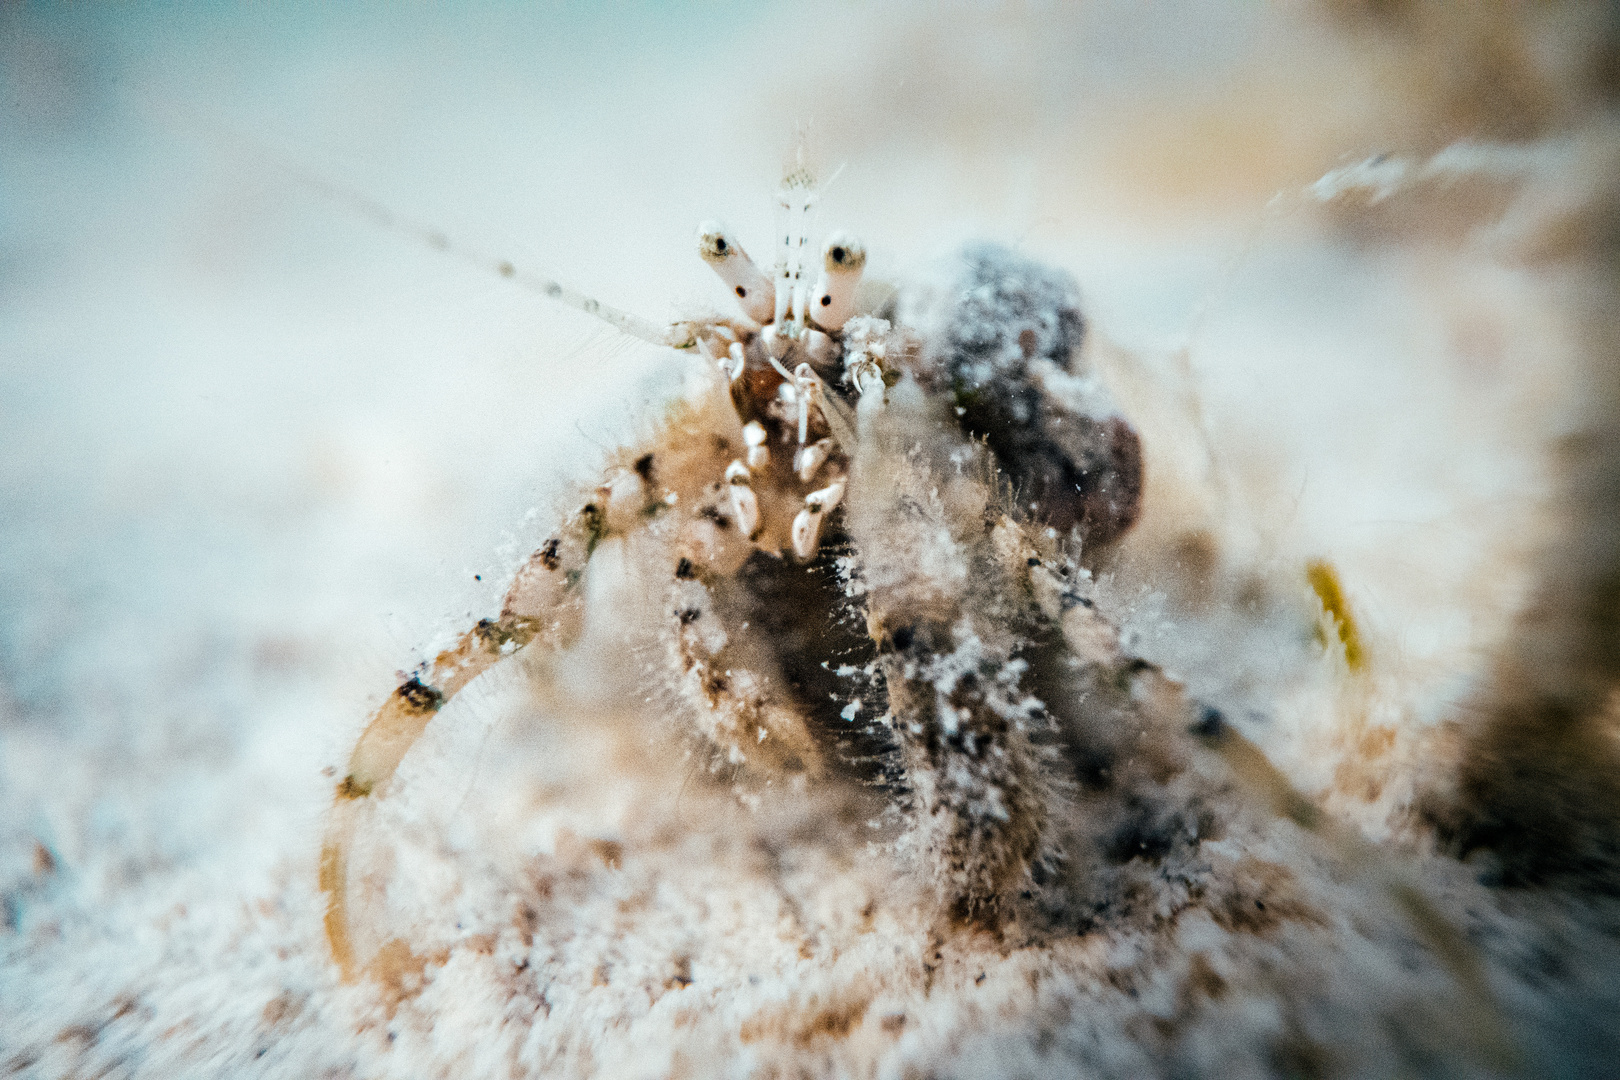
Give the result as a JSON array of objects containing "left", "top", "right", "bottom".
[
  {"left": 811, "top": 232, "right": 866, "bottom": 332},
  {"left": 698, "top": 221, "right": 775, "bottom": 324}
]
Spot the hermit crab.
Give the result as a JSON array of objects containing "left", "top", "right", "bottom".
[{"left": 319, "top": 165, "right": 1180, "bottom": 980}]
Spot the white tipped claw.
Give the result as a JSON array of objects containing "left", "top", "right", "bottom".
[
  {"left": 845, "top": 353, "right": 883, "bottom": 396},
  {"left": 791, "top": 481, "right": 846, "bottom": 559},
  {"left": 699, "top": 336, "right": 745, "bottom": 381},
  {"left": 743, "top": 421, "right": 769, "bottom": 469},
  {"left": 726, "top": 461, "right": 761, "bottom": 539},
  {"left": 791, "top": 508, "right": 819, "bottom": 560},
  {"left": 810, "top": 480, "right": 846, "bottom": 514},
  {"left": 794, "top": 438, "right": 833, "bottom": 483}
]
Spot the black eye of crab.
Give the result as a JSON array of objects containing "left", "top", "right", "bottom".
[{"left": 715, "top": 236, "right": 727, "bottom": 253}]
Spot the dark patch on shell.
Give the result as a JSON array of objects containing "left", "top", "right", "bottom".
[{"left": 929, "top": 244, "right": 1143, "bottom": 555}]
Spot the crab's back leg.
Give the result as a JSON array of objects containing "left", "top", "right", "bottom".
[
  {"left": 877, "top": 620, "right": 1052, "bottom": 923},
  {"left": 1015, "top": 537, "right": 1517, "bottom": 1062},
  {"left": 333, "top": 505, "right": 603, "bottom": 799},
  {"left": 667, "top": 523, "right": 890, "bottom": 785},
  {"left": 321, "top": 380, "right": 775, "bottom": 980},
  {"left": 668, "top": 563, "right": 826, "bottom": 780}
]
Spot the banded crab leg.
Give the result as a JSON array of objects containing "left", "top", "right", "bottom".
[
  {"left": 667, "top": 559, "right": 829, "bottom": 782},
  {"left": 320, "top": 497, "right": 606, "bottom": 980}
]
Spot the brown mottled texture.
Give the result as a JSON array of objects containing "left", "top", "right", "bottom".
[{"left": 911, "top": 244, "right": 1146, "bottom": 558}]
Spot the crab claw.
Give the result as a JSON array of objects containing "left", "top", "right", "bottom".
[
  {"left": 743, "top": 421, "right": 770, "bottom": 469},
  {"left": 791, "top": 480, "right": 846, "bottom": 559},
  {"left": 726, "top": 460, "right": 761, "bottom": 539},
  {"left": 794, "top": 438, "right": 833, "bottom": 483}
]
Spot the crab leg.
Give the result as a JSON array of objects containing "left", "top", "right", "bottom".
[
  {"left": 667, "top": 567, "right": 825, "bottom": 780},
  {"left": 841, "top": 391, "right": 1054, "bottom": 923},
  {"left": 320, "top": 500, "right": 605, "bottom": 980}
]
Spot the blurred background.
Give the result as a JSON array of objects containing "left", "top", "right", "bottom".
[{"left": 2, "top": 1, "right": 1617, "bottom": 1075}]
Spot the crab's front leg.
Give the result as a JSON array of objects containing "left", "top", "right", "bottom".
[
  {"left": 667, "top": 558, "right": 836, "bottom": 783},
  {"left": 320, "top": 482, "right": 622, "bottom": 980},
  {"left": 845, "top": 381, "right": 1055, "bottom": 924},
  {"left": 335, "top": 509, "right": 600, "bottom": 802},
  {"left": 876, "top": 617, "right": 1052, "bottom": 924}
]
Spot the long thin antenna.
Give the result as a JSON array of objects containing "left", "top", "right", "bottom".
[
  {"left": 298, "top": 172, "right": 689, "bottom": 347},
  {"left": 155, "top": 107, "right": 695, "bottom": 348}
]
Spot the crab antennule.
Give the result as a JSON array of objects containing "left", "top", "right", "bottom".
[
  {"left": 811, "top": 232, "right": 866, "bottom": 332},
  {"left": 697, "top": 221, "right": 775, "bottom": 324},
  {"left": 774, "top": 170, "right": 817, "bottom": 334}
]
